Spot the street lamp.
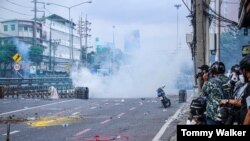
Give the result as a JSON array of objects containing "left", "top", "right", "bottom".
[
  {"left": 111, "top": 25, "right": 115, "bottom": 74},
  {"left": 46, "top": 1, "right": 92, "bottom": 63},
  {"left": 174, "top": 4, "right": 181, "bottom": 50}
]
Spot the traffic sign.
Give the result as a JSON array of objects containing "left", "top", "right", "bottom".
[
  {"left": 13, "top": 63, "right": 20, "bottom": 71},
  {"left": 12, "top": 53, "right": 22, "bottom": 63}
]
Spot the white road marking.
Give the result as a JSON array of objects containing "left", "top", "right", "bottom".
[
  {"left": 74, "top": 128, "right": 91, "bottom": 137},
  {"left": 129, "top": 107, "right": 136, "bottom": 111},
  {"left": 117, "top": 112, "right": 125, "bottom": 118},
  {"left": 3, "top": 130, "right": 20, "bottom": 136},
  {"left": 152, "top": 104, "right": 185, "bottom": 141},
  {"left": 100, "top": 119, "right": 111, "bottom": 124},
  {"left": 74, "top": 106, "right": 82, "bottom": 110},
  {"left": 90, "top": 106, "right": 97, "bottom": 109},
  {"left": 152, "top": 93, "right": 194, "bottom": 141},
  {"left": 72, "top": 112, "right": 80, "bottom": 116},
  {"left": 0, "top": 99, "right": 76, "bottom": 116}
]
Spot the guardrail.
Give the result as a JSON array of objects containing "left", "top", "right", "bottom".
[{"left": 0, "top": 77, "right": 76, "bottom": 99}]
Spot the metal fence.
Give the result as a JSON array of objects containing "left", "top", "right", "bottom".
[{"left": 0, "top": 77, "right": 75, "bottom": 99}]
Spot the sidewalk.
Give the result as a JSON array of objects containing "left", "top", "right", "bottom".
[{"left": 169, "top": 89, "right": 199, "bottom": 141}]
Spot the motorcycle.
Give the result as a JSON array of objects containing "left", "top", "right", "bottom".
[{"left": 157, "top": 86, "right": 171, "bottom": 108}]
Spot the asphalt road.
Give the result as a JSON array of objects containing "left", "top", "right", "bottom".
[{"left": 0, "top": 94, "right": 188, "bottom": 141}]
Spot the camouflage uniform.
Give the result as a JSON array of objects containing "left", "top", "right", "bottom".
[{"left": 202, "top": 74, "right": 229, "bottom": 122}]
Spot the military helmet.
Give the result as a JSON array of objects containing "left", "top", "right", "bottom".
[
  {"left": 209, "top": 61, "right": 225, "bottom": 74},
  {"left": 240, "top": 55, "right": 250, "bottom": 71},
  {"left": 198, "top": 64, "right": 209, "bottom": 72},
  {"left": 231, "top": 64, "right": 240, "bottom": 72}
]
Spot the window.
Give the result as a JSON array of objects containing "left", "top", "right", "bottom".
[
  {"left": 11, "top": 25, "right": 15, "bottom": 31},
  {"left": 3, "top": 25, "right": 8, "bottom": 31},
  {"left": 24, "top": 26, "right": 28, "bottom": 31}
]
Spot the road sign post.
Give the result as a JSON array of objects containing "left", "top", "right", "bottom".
[
  {"left": 12, "top": 53, "right": 22, "bottom": 63},
  {"left": 13, "top": 63, "right": 20, "bottom": 71}
]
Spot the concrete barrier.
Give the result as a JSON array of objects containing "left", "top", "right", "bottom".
[
  {"left": 179, "top": 89, "right": 187, "bottom": 103},
  {"left": 74, "top": 87, "right": 89, "bottom": 99},
  {"left": 0, "top": 86, "right": 4, "bottom": 99}
]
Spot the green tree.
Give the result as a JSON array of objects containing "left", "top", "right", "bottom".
[
  {"left": 220, "top": 29, "right": 249, "bottom": 71},
  {"left": 0, "top": 44, "right": 17, "bottom": 77},
  {"left": 28, "top": 45, "right": 44, "bottom": 65}
]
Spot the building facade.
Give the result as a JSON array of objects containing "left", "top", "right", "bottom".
[
  {"left": 0, "top": 19, "right": 42, "bottom": 46},
  {"left": 0, "top": 14, "right": 82, "bottom": 74},
  {"left": 43, "top": 14, "right": 82, "bottom": 72}
]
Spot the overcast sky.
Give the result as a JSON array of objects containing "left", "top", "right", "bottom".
[{"left": 0, "top": 0, "right": 192, "bottom": 52}]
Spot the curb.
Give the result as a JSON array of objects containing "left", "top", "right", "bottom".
[{"left": 168, "top": 89, "right": 198, "bottom": 141}]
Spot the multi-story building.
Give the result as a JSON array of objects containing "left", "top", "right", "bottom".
[
  {"left": 0, "top": 19, "right": 42, "bottom": 46},
  {"left": 0, "top": 14, "right": 82, "bottom": 74},
  {"left": 43, "top": 14, "right": 82, "bottom": 72}
]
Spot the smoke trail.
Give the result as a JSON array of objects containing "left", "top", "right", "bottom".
[
  {"left": 71, "top": 46, "right": 193, "bottom": 98},
  {"left": 15, "top": 39, "right": 30, "bottom": 61},
  {"left": 14, "top": 39, "right": 31, "bottom": 77}
]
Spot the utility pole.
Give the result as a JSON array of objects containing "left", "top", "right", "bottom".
[
  {"left": 49, "top": 23, "right": 52, "bottom": 70},
  {"left": 215, "top": 0, "right": 222, "bottom": 61},
  {"left": 112, "top": 25, "right": 115, "bottom": 72},
  {"left": 32, "top": 0, "right": 45, "bottom": 46},
  {"left": 174, "top": 4, "right": 181, "bottom": 50},
  {"left": 195, "top": 0, "right": 210, "bottom": 91},
  {"left": 78, "top": 15, "right": 91, "bottom": 67},
  {"left": 70, "top": 19, "right": 74, "bottom": 63},
  {"left": 78, "top": 16, "right": 83, "bottom": 63},
  {"left": 33, "top": 0, "right": 37, "bottom": 46},
  {"left": 49, "top": 23, "right": 60, "bottom": 71},
  {"left": 52, "top": 39, "right": 60, "bottom": 72}
]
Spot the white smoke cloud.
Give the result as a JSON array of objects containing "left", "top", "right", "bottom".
[
  {"left": 71, "top": 46, "right": 193, "bottom": 98},
  {"left": 15, "top": 39, "right": 30, "bottom": 61}
]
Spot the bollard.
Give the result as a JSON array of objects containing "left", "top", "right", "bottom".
[
  {"left": 0, "top": 86, "right": 4, "bottom": 99},
  {"left": 84, "top": 87, "right": 89, "bottom": 99},
  {"left": 74, "top": 87, "right": 89, "bottom": 99},
  {"left": 6, "top": 123, "right": 10, "bottom": 141},
  {"left": 179, "top": 89, "right": 187, "bottom": 103}
]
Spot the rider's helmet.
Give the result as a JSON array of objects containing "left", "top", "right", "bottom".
[{"left": 157, "top": 88, "right": 164, "bottom": 97}]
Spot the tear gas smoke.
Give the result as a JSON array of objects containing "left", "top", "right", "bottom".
[
  {"left": 15, "top": 39, "right": 31, "bottom": 77},
  {"left": 71, "top": 47, "right": 193, "bottom": 98},
  {"left": 15, "top": 39, "right": 30, "bottom": 61}
]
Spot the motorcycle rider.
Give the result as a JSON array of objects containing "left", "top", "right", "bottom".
[{"left": 157, "top": 86, "right": 171, "bottom": 108}]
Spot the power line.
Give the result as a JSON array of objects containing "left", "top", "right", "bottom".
[
  {"left": 210, "top": 0, "right": 239, "bottom": 5},
  {"left": 0, "top": 6, "right": 32, "bottom": 17},
  {"left": 203, "top": 2, "right": 238, "bottom": 26},
  {"left": 5, "top": 0, "right": 33, "bottom": 9}
]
